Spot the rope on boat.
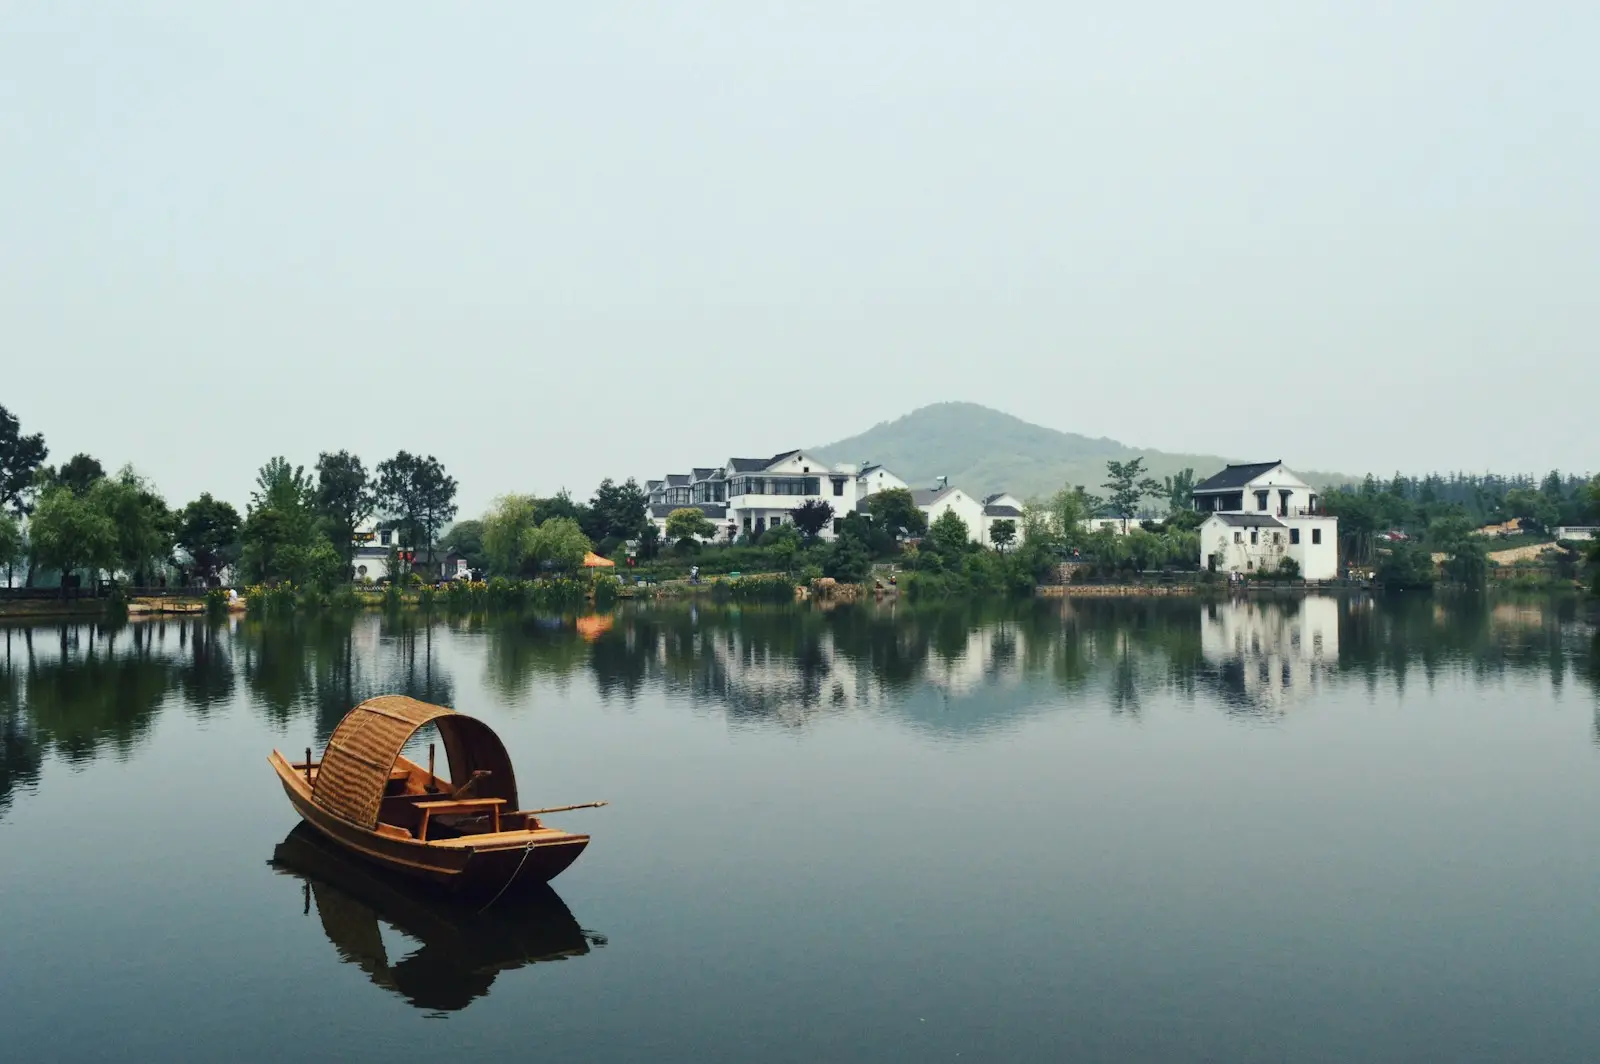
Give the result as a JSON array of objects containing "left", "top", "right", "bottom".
[{"left": 477, "top": 842, "right": 536, "bottom": 914}]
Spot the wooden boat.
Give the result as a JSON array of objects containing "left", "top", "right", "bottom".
[
  {"left": 270, "top": 824, "right": 594, "bottom": 1011},
  {"left": 269, "top": 695, "right": 604, "bottom": 895}
]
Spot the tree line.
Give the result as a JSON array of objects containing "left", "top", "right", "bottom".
[{"left": 0, "top": 403, "right": 461, "bottom": 593}]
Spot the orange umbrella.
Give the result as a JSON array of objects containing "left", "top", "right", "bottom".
[{"left": 582, "top": 552, "right": 615, "bottom": 568}]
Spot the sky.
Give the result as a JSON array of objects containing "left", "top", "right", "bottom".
[{"left": 1, "top": 2, "right": 1595, "bottom": 517}]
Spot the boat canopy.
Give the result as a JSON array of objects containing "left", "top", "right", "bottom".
[{"left": 311, "top": 695, "right": 519, "bottom": 829}]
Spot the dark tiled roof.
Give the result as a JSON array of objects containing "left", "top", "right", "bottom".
[
  {"left": 912, "top": 487, "right": 956, "bottom": 506},
  {"left": 1193, "top": 461, "right": 1282, "bottom": 493},
  {"left": 691, "top": 467, "right": 716, "bottom": 480},
  {"left": 645, "top": 480, "right": 663, "bottom": 490},
  {"left": 984, "top": 504, "right": 1023, "bottom": 517},
  {"left": 649, "top": 503, "right": 729, "bottom": 519},
  {"left": 728, "top": 457, "right": 769, "bottom": 472},
  {"left": 665, "top": 473, "right": 691, "bottom": 487},
  {"left": 859, "top": 463, "right": 881, "bottom": 475},
  {"left": 768, "top": 449, "right": 801, "bottom": 465},
  {"left": 1210, "top": 513, "right": 1287, "bottom": 528}
]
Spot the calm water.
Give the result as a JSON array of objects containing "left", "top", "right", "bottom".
[{"left": 3, "top": 596, "right": 1599, "bottom": 1063}]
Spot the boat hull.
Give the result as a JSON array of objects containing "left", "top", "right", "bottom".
[{"left": 271, "top": 754, "right": 589, "bottom": 896}]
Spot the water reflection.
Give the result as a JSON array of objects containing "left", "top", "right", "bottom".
[
  {"left": 1, "top": 597, "right": 1595, "bottom": 816},
  {"left": 269, "top": 825, "right": 596, "bottom": 1013},
  {"left": 241, "top": 612, "right": 454, "bottom": 738},
  {"left": 1202, "top": 597, "right": 1339, "bottom": 714}
]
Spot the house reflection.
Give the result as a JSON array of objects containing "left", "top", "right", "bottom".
[{"left": 1202, "top": 597, "right": 1340, "bottom": 711}]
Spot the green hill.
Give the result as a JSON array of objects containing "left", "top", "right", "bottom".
[{"left": 813, "top": 402, "right": 1321, "bottom": 502}]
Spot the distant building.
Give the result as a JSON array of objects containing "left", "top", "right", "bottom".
[
  {"left": 1555, "top": 526, "right": 1598, "bottom": 542},
  {"left": 980, "top": 493, "right": 1026, "bottom": 548},
  {"left": 1193, "top": 460, "right": 1338, "bottom": 579},
  {"left": 913, "top": 485, "right": 986, "bottom": 542},
  {"left": 641, "top": 453, "right": 1023, "bottom": 547}
]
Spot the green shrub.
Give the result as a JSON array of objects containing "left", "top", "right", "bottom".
[{"left": 722, "top": 574, "right": 797, "bottom": 603}]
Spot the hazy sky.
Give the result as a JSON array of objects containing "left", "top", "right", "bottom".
[{"left": 2, "top": 3, "right": 1595, "bottom": 516}]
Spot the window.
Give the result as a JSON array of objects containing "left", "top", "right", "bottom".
[
  {"left": 1249, "top": 528, "right": 1258, "bottom": 545},
  {"left": 1312, "top": 528, "right": 1322, "bottom": 545},
  {"left": 1255, "top": 490, "right": 1269, "bottom": 511},
  {"left": 1233, "top": 531, "right": 1242, "bottom": 544},
  {"left": 1290, "top": 528, "right": 1300, "bottom": 545},
  {"left": 1272, "top": 532, "right": 1281, "bottom": 545},
  {"left": 832, "top": 519, "right": 843, "bottom": 535},
  {"left": 832, "top": 478, "right": 845, "bottom": 497}
]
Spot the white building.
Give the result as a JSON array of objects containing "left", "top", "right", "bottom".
[
  {"left": 913, "top": 485, "right": 987, "bottom": 542},
  {"left": 1193, "top": 460, "right": 1339, "bottom": 579},
  {"left": 856, "top": 463, "right": 909, "bottom": 500},
  {"left": 642, "top": 452, "right": 1025, "bottom": 548},
  {"left": 1555, "top": 526, "right": 1598, "bottom": 542},
  {"left": 980, "top": 493, "right": 1026, "bottom": 548},
  {"left": 722, "top": 450, "right": 862, "bottom": 539}
]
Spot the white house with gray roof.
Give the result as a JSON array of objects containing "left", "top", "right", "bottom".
[
  {"left": 644, "top": 451, "right": 1027, "bottom": 548},
  {"left": 1194, "top": 460, "right": 1338, "bottom": 579}
]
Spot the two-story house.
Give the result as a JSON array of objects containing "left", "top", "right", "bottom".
[
  {"left": 1193, "top": 460, "right": 1338, "bottom": 579},
  {"left": 725, "top": 450, "right": 859, "bottom": 539}
]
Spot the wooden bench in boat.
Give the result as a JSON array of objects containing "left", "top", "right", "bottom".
[{"left": 415, "top": 798, "right": 505, "bottom": 839}]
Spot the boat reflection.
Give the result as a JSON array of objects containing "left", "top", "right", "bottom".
[{"left": 269, "top": 824, "right": 601, "bottom": 1012}]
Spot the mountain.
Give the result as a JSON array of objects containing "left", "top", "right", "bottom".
[{"left": 811, "top": 402, "right": 1263, "bottom": 502}]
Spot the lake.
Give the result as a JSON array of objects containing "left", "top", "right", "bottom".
[{"left": 2, "top": 595, "right": 1598, "bottom": 1063}]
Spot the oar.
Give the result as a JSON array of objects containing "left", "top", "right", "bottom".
[{"left": 520, "top": 801, "right": 609, "bottom": 815}]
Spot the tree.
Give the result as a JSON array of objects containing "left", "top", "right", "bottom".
[
  {"left": 638, "top": 522, "right": 661, "bottom": 560},
  {"left": 314, "top": 451, "right": 374, "bottom": 571},
  {"left": 375, "top": 452, "right": 458, "bottom": 565},
  {"left": 1503, "top": 487, "right": 1559, "bottom": 535},
  {"left": 176, "top": 494, "right": 242, "bottom": 584},
  {"left": 823, "top": 536, "right": 872, "bottom": 583},
  {"left": 0, "top": 404, "right": 47, "bottom": 516},
  {"left": 788, "top": 499, "right": 835, "bottom": 541},
  {"left": 989, "top": 519, "right": 1017, "bottom": 552},
  {"left": 91, "top": 469, "right": 174, "bottom": 584},
  {"left": 1102, "top": 458, "right": 1162, "bottom": 532},
  {"left": 251, "top": 456, "right": 312, "bottom": 513},
  {"left": 0, "top": 511, "right": 23, "bottom": 586},
  {"left": 1162, "top": 468, "right": 1196, "bottom": 514},
  {"left": 1375, "top": 541, "right": 1436, "bottom": 590},
  {"left": 38, "top": 453, "right": 106, "bottom": 496},
  {"left": 1428, "top": 515, "right": 1488, "bottom": 590},
  {"left": 29, "top": 486, "right": 117, "bottom": 596},
  {"left": 927, "top": 509, "right": 972, "bottom": 556},
  {"left": 665, "top": 507, "right": 717, "bottom": 548},
  {"left": 866, "top": 488, "right": 927, "bottom": 538},
  {"left": 763, "top": 523, "right": 802, "bottom": 570},
  {"left": 529, "top": 517, "right": 593, "bottom": 573},
  {"left": 438, "top": 519, "right": 488, "bottom": 573},
  {"left": 482, "top": 495, "right": 542, "bottom": 577},
  {"left": 589, "top": 478, "right": 648, "bottom": 542},
  {"left": 240, "top": 456, "right": 319, "bottom": 584}
]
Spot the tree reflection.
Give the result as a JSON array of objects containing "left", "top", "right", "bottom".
[{"left": 0, "top": 595, "right": 1594, "bottom": 820}]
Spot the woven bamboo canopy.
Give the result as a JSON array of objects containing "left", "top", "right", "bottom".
[{"left": 311, "top": 695, "right": 519, "bottom": 829}]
